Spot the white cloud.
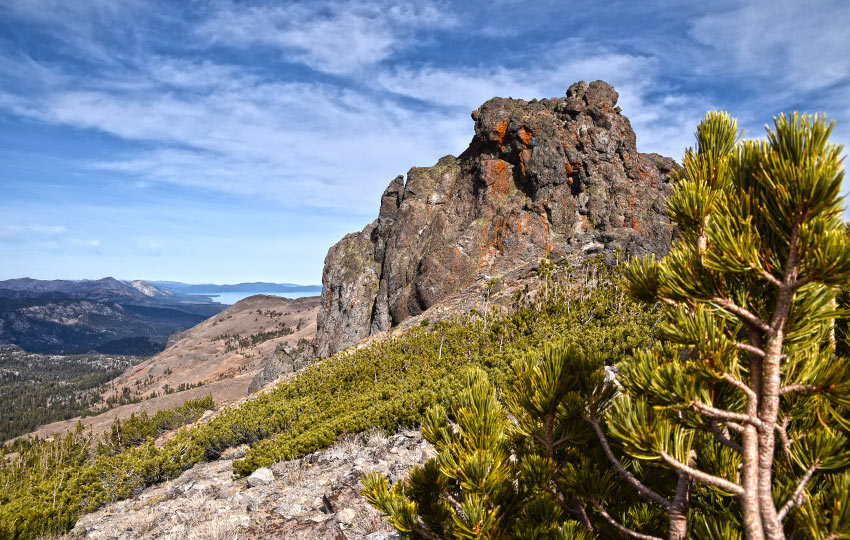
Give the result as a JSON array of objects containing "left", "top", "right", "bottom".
[
  {"left": 8, "top": 64, "right": 468, "bottom": 211},
  {"left": 376, "top": 42, "right": 713, "bottom": 159},
  {"left": 0, "top": 224, "right": 68, "bottom": 239},
  {"left": 688, "top": 0, "right": 850, "bottom": 95},
  {"left": 197, "top": 0, "right": 451, "bottom": 74}
]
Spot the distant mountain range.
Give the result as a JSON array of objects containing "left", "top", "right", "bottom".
[
  {"left": 0, "top": 278, "right": 321, "bottom": 355},
  {"left": 0, "top": 278, "right": 224, "bottom": 355},
  {"left": 151, "top": 281, "right": 322, "bottom": 294}
]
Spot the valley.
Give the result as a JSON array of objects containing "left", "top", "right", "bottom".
[
  {"left": 22, "top": 294, "right": 320, "bottom": 442},
  {"left": 0, "top": 347, "right": 142, "bottom": 441}
]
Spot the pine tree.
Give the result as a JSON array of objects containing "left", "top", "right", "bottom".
[
  {"left": 362, "top": 111, "right": 850, "bottom": 540},
  {"left": 621, "top": 111, "right": 850, "bottom": 539}
]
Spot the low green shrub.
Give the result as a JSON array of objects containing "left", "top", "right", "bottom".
[{"left": 0, "top": 260, "right": 655, "bottom": 539}]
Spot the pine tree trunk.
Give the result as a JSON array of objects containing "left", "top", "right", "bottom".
[
  {"left": 758, "top": 331, "right": 787, "bottom": 540},
  {"left": 669, "top": 467, "right": 691, "bottom": 540},
  {"left": 742, "top": 331, "right": 765, "bottom": 540},
  {"left": 757, "top": 228, "right": 800, "bottom": 540},
  {"left": 742, "top": 424, "right": 764, "bottom": 539}
]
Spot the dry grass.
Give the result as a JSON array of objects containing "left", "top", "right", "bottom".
[
  {"left": 127, "top": 507, "right": 163, "bottom": 536},
  {"left": 325, "top": 432, "right": 363, "bottom": 460},
  {"left": 277, "top": 460, "right": 309, "bottom": 487},
  {"left": 188, "top": 519, "right": 240, "bottom": 540},
  {"left": 349, "top": 505, "right": 395, "bottom": 537},
  {"left": 185, "top": 488, "right": 218, "bottom": 517},
  {"left": 365, "top": 427, "right": 389, "bottom": 448}
]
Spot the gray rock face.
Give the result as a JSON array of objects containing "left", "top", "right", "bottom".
[{"left": 316, "top": 80, "right": 679, "bottom": 357}]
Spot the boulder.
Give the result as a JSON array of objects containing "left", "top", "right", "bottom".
[{"left": 246, "top": 467, "right": 274, "bottom": 487}]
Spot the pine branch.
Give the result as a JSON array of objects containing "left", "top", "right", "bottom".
[
  {"left": 721, "top": 373, "right": 758, "bottom": 402},
  {"left": 589, "top": 501, "right": 664, "bottom": 540},
  {"left": 731, "top": 341, "right": 766, "bottom": 358},
  {"left": 776, "top": 416, "right": 794, "bottom": 464},
  {"left": 777, "top": 463, "right": 818, "bottom": 520},
  {"left": 441, "top": 490, "right": 466, "bottom": 520},
  {"left": 588, "top": 416, "right": 671, "bottom": 509},
  {"left": 723, "top": 421, "right": 745, "bottom": 433},
  {"left": 779, "top": 384, "right": 820, "bottom": 395},
  {"left": 756, "top": 267, "right": 784, "bottom": 288},
  {"left": 408, "top": 522, "right": 450, "bottom": 540},
  {"left": 791, "top": 275, "right": 815, "bottom": 290},
  {"left": 782, "top": 221, "right": 803, "bottom": 289},
  {"left": 709, "top": 421, "right": 742, "bottom": 453},
  {"left": 710, "top": 297, "right": 772, "bottom": 334},
  {"left": 659, "top": 450, "right": 744, "bottom": 495},
  {"left": 690, "top": 401, "right": 762, "bottom": 427}
]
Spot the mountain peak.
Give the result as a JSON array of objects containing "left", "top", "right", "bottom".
[{"left": 316, "top": 80, "right": 679, "bottom": 357}]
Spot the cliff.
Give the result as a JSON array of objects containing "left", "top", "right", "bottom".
[{"left": 316, "top": 80, "right": 678, "bottom": 357}]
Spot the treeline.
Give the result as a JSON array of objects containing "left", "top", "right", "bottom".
[{"left": 0, "top": 258, "right": 651, "bottom": 539}]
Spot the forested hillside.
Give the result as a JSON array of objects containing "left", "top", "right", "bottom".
[{"left": 0, "top": 348, "right": 141, "bottom": 441}]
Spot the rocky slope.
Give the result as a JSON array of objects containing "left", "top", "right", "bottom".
[
  {"left": 67, "top": 428, "right": 427, "bottom": 540},
  {"left": 316, "top": 80, "right": 678, "bottom": 357}
]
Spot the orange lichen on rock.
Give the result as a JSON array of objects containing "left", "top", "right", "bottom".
[
  {"left": 518, "top": 126, "right": 533, "bottom": 145},
  {"left": 478, "top": 216, "right": 505, "bottom": 269},
  {"left": 493, "top": 120, "right": 508, "bottom": 146},
  {"left": 481, "top": 159, "right": 511, "bottom": 196},
  {"left": 519, "top": 148, "right": 531, "bottom": 178}
]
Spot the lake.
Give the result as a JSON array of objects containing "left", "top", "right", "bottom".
[{"left": 188, "top": 290, "right": 320, "bottom": 305}]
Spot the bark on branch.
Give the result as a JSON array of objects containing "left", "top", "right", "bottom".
[
  {"left": 778, "top": 463, "right": 818, "bottom": 520},
  {"left": 690, "top": 401, "right": 762, "bottom": 428},
  {"left": 588, "top": 416, "right": 671, "bottom": 509},
  {"left": 711, "top": 297, "right": 772, "bottom": 334},
  {"left": 710, "top": 421, "right": 742, "bottom": 453},
  {"left": 779, "top": 384, "right": 820, "bottom": 395},
  {"left": 731, "top": 341, "right": 766, "bottom": 358},
  {"left": 721, "top": 373, "right": 759, "bottom": 402},
  {"left": 659, "top": 450, "right": 745, "bottom": 495}
]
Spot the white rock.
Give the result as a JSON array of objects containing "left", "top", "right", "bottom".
[
  {"left": 337, "top": 508, "right": 357, "bottom": 524},
  {"left": 365, "top": 532, "right": 399, "bottom": 540},
  {"left": 581, "top": 241, "right": 604, "bottom": 253},
  {"left": 246, "top": 467, "right": 275, "bottom": 487}
]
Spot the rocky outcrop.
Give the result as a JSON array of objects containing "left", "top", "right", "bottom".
[
  {"left": 317, "top": 80, "right": 678, "bottom": 357},
  {"left": 248, "top": 342, "right": 313, "bottom": 392},
  {"left": 67, "top": 429, "right": 429, "bottom": 539}
]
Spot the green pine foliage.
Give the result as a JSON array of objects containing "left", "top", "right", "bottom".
[
  {"left": 0, "top": 260, "right": 654, "bottom": 539},
  {"left": 364, "top": 111, "right": 850, "bottom": 540}
]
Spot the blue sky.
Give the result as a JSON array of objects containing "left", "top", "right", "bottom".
[{"left": 0, "top": 0, "right": 848, "bottom": 284}]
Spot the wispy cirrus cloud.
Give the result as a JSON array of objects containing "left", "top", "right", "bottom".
[
  {"left": 376, "top": 42, "right": 714, "bottom": 159},
  {"left": 0, "top": 224, "right": 68, "bottom": 239},
  {"left": 196, "top": 0, "right": 452, "bottom": 74}
]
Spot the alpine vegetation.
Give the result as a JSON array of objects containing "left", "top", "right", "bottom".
[{"left": 363, "top": 111, "right": 850, "bottom": 540}]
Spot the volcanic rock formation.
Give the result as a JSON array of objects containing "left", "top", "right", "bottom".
[{"left": 316, "top": 80, "right": 678, "bottom": 357}]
